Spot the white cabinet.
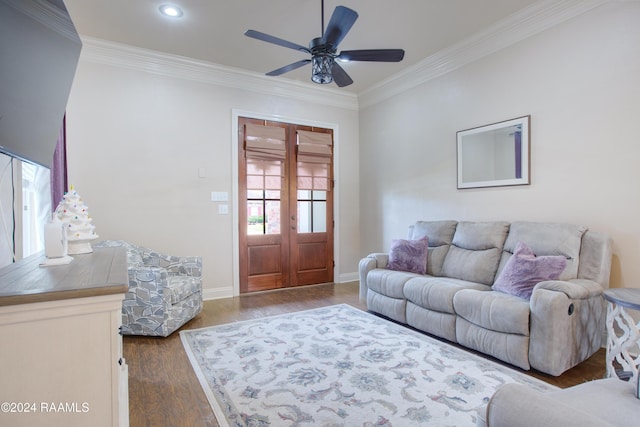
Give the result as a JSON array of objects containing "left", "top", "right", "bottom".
[{"left": 0, "top": 247, "right": 129, "bottom": 427}]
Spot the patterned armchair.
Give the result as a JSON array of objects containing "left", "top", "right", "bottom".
[{"left": 95, "top": 240, "right": 203, "bottom": 336}]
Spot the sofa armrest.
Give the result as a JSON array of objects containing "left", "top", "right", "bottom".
[
  {"left": 483, "top": 383, "right": 614, "bottom": 427},
  {"left": 128, "top": 266, "right": 166, "bottom": 289},
  {"left": 125, "top": 265, "right": 171, "bottom": 309},
  {"left": 534, "top": 278, "right": 603, "bottom": 300},
  {"left": 358, "top": 253, "right": 389, "bottom": 301},
  {"left": 529, "top": 281, "right": 606, "bottom": 375},
  {"left": 366, "top": 253, "right": 390, "bottom": 268}
]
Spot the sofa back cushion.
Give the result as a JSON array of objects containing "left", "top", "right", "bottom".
[
  {"left": 408, "top": 220, "right": 457, "bottom": 276},
  {"left": 497, "top": 222, "right": 587, "bottom": 281},
  {"left": 442, "top": 221, "right": 510, "bottom": 285}
]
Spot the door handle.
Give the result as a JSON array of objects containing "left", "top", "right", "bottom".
[{"left": 291, "top": 215, "right": 296, "bottom": 221}]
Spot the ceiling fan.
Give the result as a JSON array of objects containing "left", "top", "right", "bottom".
[{"left": 244, "top": 1, "right": 405, "bottom": 87}]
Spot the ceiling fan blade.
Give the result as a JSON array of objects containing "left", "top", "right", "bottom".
[
  {"left": 244, "top": 30, "right": 310, "bottom": 53},
  {"left": 338, "top": 49, "right": 405, "bottom": 62},
  {"left": 266, "top": 59, "right": 311, "bottom": 76},
  {"left": 331, "top": 62, "right": 353, "bottom": 87},
  {"left": 321, "top": 6, "right": 358, "bottom": 49}
]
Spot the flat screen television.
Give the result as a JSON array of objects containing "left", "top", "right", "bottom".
[{"left": 0, "top": 0, "right": 81, "bottom": 168}]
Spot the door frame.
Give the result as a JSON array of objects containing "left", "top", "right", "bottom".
[{"left": 231, "top": 109, "right": 341, "bottom": 297}]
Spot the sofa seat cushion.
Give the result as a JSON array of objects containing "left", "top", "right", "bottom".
[
  {"left": 404, "top": 276, "right": 490, "bottom": 314},
  {"left": 367, "top": 268, "right": 419, "bottom": 299},
  {"left": 165, "top": 275, "right": 201, "bottom": 304},
  {"left": 367, "top": 289, "right": 407, "bottom": 323},
  {"left": 406, "top": 301, "right": 457, "bottom": 342},
  {"left": 453, "top": 289, "right": 531, "bottom": 336}
]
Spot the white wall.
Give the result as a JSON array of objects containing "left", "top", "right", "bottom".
[
  {"left": 65, "top": 47, "right": 360, "bottom": 299},
  {"left": 359, "top": 2, "right": 640, "bottom": 290}
]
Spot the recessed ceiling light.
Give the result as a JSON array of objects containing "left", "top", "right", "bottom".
[{"left": 159, "top": 4, "right": 183, "bottom": 18}]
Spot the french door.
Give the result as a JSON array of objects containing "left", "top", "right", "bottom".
[{"left": 238, "top": 117, "right": 334, "bottom": 293}]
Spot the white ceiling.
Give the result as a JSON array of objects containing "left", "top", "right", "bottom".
[{"left": 63, "top": 0, "right": 541, "bottom": 94}]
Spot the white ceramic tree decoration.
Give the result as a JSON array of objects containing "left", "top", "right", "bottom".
[{"left": 54, "top": 185, "right": 99, "bottom": 254}]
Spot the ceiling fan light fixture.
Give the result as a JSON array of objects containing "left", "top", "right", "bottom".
[
  {"left": 311, "top": 55, "right": 334, "bottom": 84},
  {"left": 244, "top": 3, "right": 404, "bottom": 88}
]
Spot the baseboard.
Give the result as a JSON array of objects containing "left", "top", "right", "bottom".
[
  {"left": 203, "top": 286, "right": 233, "bottom": 301},
  {"left": 202, "top": 274, "right": 359, "bottom": 301},
  {"left": 336, "top": 272, "right": 359, "bottom": 283}
]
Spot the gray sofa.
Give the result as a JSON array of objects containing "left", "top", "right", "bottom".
[{"left": 359, "top": 220, "right": 613, "bottom": 376}]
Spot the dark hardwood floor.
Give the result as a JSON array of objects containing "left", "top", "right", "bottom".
[{"left": 124, "top": 281, "right": 606, "bottom": 427}]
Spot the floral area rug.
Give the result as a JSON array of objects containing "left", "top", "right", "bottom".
[{"left": 180, "top": 304, "right": 556, "bottom": 426}]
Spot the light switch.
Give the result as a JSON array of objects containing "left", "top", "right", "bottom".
[
  {"left": 218, "top": 204, "right": 229, "bottom": 214},
  {"left": 198, "top": 168, "right": 207, "bottom": 178},
  {"left": 211, "top": 191, "right": 229, "bottom": 202}
]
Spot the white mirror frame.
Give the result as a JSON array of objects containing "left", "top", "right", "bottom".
[{"left": 457, "top": 115, "right": 530, "bottom": 189}]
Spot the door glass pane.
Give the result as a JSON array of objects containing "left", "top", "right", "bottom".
[
  {"left": 296, "top": 191, "right": 326, "bottom": 233},
  {"left": 247, "top": 175, "right": 264, "bottom": 190},
  {"left": 247, "top": 189, "right": 263, "bottom": 199},
  {"left": 297, "top": 201, "right": 311, "bottom": 233},
  {"left": 265, "top": 200, "right": 281, "bottom": 234},
  {"left": 312, "top": 201, "right": 327, "bottom": 232},
  {"left": 297, "top": 162, "right": 329, "bottom": 190},
  {"left": 247, "top": 159, "right": 283, "bottom": 190},
  {"left": 246, "top": 157, "right": 282, "bottom": 235},
  {"left": 247, "top": 200, "right": 264, "bottom": 235},
  {"left": 247, "top": 191, "right": 281, "bottom": 235},
  {"left": 297, "top": 190, "right": 311, "bottom": 199},
  {"left": 313, "top": 177, "right": 329, "bottom": 190},
  {"left": 264, "top": 175, "right": 282, "bottom": 189},
  {"left": 313, "top": 191, "right": 326, "bottom": 201}
]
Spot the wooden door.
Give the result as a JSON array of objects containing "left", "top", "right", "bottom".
[{"left": 238, "top": 117, "right": 334, "bottom": 293}]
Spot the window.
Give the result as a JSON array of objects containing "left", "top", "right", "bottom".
[{"left": 0, "top": 153, "right": 51, "bottom": 268}]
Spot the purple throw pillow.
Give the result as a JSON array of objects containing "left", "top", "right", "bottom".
[
  {"left": 493, "top": 241, "right": 567, "bottom": 300},
  {"left": 387, "top": 237, "right": 429, "bottom": 275}
]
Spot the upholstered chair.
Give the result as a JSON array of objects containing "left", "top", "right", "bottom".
[
  {"left": 478, "top": 377, "right": 639, "bottom": 427},
  {"left": 95, "top": 240, "right": 203, "bottom": 336}
]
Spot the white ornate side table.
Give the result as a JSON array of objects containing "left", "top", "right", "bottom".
[{"left": 603, "top": 288, "right": 640, "bottom": 386}]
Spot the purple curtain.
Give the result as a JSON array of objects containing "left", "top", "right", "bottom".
[{"left": 50, "top": 116, "right": 67, "bottom": 211}]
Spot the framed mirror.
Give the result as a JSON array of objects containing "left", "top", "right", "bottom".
[{"left": 457, "top": 115, "right": 530, "bottom": 189}]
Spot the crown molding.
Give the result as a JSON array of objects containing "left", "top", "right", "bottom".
[
  {"left": 79, "top": 37, "right": 359, "bottom": 111},
  {"left": 358, "top": 0, "right": 608, "bottom": 109}
]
